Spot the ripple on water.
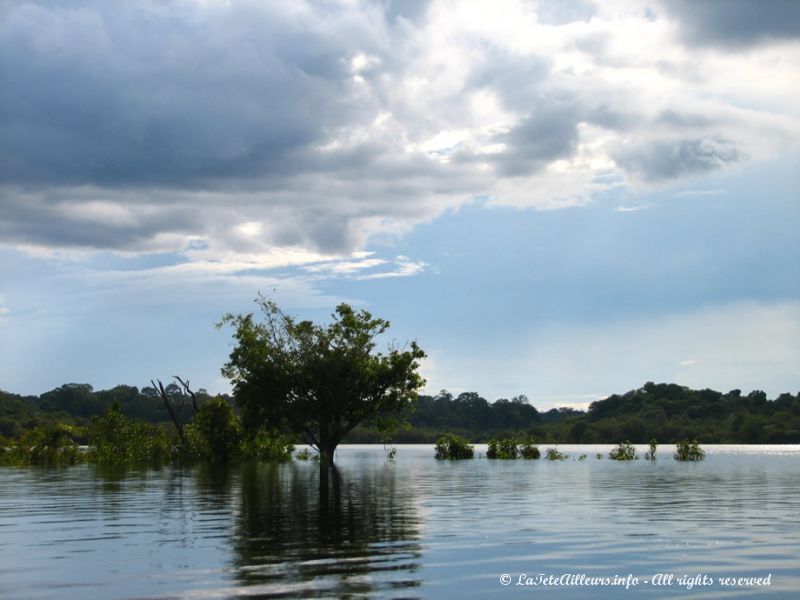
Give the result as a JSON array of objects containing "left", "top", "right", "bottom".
[{"left": 0, "top": 446, "right": 798, "bottom": 599}]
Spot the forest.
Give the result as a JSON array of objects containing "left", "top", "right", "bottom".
[{"left": 2, "top": 381, "right": 798, "bottom": 445}]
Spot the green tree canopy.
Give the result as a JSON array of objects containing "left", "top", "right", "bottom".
[{"left": 218, "top": 299, "right": 425, "bottom": 464}]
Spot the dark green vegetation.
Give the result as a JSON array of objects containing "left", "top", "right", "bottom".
[
  {"left": 544, "top": 447, "right": 569, "bottom": 461},
  {"left": 87, "top": 403, "right": 171, "bottom": 465},
  {"left": 645, "top": 438, "right": 658, "bottom": 460},
  {"left": 434, "top": 434, "right": 474, "bottom": 459},
  {"left": 349, "top": 383, "right": 800, "bottom": 444},
  {"left": 487, "top": 437, "right": 541, "bottom": 459},
  {"left": 609, "top": 441, "right": 637, "bottom": 461},
  {"left": 218, "top": 299, "right": 426, "bottom": 465},
  {"left": 1, "top": 385, "right": 293, "bottom": 467},
  {"left": 674, "top": 440, "right": 706, "bottom": 461},
  {"left": 3, "top": 382, "right": 799, "bottom": 459}
]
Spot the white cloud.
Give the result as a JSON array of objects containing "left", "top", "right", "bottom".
[{"left": 1, "top": 0, "right": 798, "bottom": 273}]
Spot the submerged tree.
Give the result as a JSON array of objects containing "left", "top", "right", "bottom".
[{"left": 218, "top": 298, "right": 425, "bottom": 465}]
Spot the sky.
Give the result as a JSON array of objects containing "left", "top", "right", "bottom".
[{"left": 1, "top": 0, "right": 799, "bottom": 409}]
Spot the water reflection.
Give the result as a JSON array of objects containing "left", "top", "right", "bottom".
[
  {"left": 2, "top": 447, "right": 798, "bottom": 599},
  {"left": 233, "top": 462, "right": 422, "bottom": 598}
]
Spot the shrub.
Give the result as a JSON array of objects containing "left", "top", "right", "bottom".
[
  {"left": 187, "top": 397, "right": 242, "bottom": 463},
  {"left": 544, "top": 447, "right": 568, "bottom": 461},
  {"left": 241, "top": 428, "right": 294, "bottom": 462},
  {"left": 295, "top": 448, "right": 316, "bottom": 461},
  {"left": 518, "top": 440, "right": 541, "bottom": 460},
  {"left": 609, "top": 441, "right": 636, "bottom": 461},
  {"left": 87, "top": 404, "right": 171, "bottom": 465},
  {"left": 674, "top": 439, "right": 705, "bottom": 461},
  {"left": 3, "top": 423, "right": 84, "bottom": 466},
  {"left": 434, "top": 434, "right": 474, "bottom": 459},
  {"left": 487, "top": 438, "right": 518, "bottom": 459},
  {"left": 645, "top": 438, "right": 657, "bottom": 460}
]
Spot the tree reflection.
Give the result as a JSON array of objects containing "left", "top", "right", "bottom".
[{"left": 233, "top": 461, "right": 421, "bottom": 597}]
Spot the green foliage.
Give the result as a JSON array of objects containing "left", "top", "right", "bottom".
[
  {"left": 518, "top": 440, "right": 541, "bottom": 459},
  {"left": 4, "top": 381, "right": 800, "bottom": 446},
  {"left": 240, "top": 427, "right": 294, "bottom": 462},
  {"left": 218, "top": 298, "right": 426, "bottom": 464},
  {"left": 2, "top": 423, "right": 84, "bottom": 466},
  {"left": 609, "top": 440, "right": 636, "bottom": 461},
  {"left": 544, "top": 447, "right": 568, "bottom": 461},
  {"left": 645, "top": 438, "right": 657, "bottom": 460},
  {"left": 486, "top": 438, "right": 517, "bottom": 459},
  {"left": 87, "top": 404, "right": 171, "bottom": 465},
  {"left": 486, "top": 437, "right": 540, "bottom": 459},
  {"left": 434, "top": 434, "right": 474, "bottom": 460},
  {"left": 186, "top": 397, "right": 243, "bottom": 463},
  {"left": 674, "top": 439, "right": 705, "bottom": 461},
  {"left": 295, "top": 448, "right": 316, "bottom": 461}
]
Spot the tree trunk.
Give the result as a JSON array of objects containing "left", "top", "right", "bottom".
[{"left": 320, "top": 441, "right": 337, "bottom": 466}]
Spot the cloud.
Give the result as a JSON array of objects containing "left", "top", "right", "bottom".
[
  {"left": 674, "top": 189, "right": 726, "bottom": 198},
  {"left": 613, "top": 137, "right": 740, "bottom": 182},
  {"left": 659, "top": 0, "right": 800, "bottom": 48},
  {"left": 1, "top": 0, "right": 798, "bottom": 268}
]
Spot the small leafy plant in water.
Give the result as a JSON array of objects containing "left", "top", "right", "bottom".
[
  {"left": 609, "top": 441, "right": 636, "bottom": 461},
  {"left": 294, "top": 448, "right": 320, "bottom": 462},
  {"left": 645, "top": 438, "right": 657, "bottom": 460},
  {"left": 434, "top": 434, "right": 474, "bottom": 460},
  {"left": 518, "top": 440, "right": 541, "bottom": 460},
  {"left": 674, "top": 439, "right": 705, "bottom": 461},
  {"left": 486, "top": 438, "right": 540, "bottom": 459},
  {"left": 545, "top": 447, "right": 568, "bottom": 461},
  {"left": 486, "top": 438, "right": 518, "bottom": 459}
]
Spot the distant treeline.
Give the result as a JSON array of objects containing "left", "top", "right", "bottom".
[{"left": 2, "top": 382, "right": 799, "bottom": 444}]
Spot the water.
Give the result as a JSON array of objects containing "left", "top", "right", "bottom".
[{"left": 0, "top": 445, "right": 798, "bottom": 599}]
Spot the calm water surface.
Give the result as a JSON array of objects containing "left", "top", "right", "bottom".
[{"left": 1, "top": 445, "right": 798, "bottom": 599}]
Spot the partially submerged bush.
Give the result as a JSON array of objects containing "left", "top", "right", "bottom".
[
  {"left": 434, "top": 434, "right": 474, "bottom": 459},
  {"left": 2, "top": 423, "right": 84, "bottom": 466},
  {"left": 674, "top": 439, "right": 705, "bottom": 461},
  {"left": 645, "top": 438, "right": 657, "bottom": 460},
  {"left": 518, "top": 440, "right": 541, "bottom": 460},
  {"left": 487, "top": 438, "right": 540, "bottom": 459},
  {"left": 544, "top": 447, "right": 568, "bottom": 461},
  {"left": 87, "top": 404, "right": 171, "bottom": 465},
  {"left": 609, "top": 441, "right": 636, "bottom": 461},
  {"left": 295, "top": 448, "right": 318, "bottom": 461},
  {"left": 487, "top": 438, "right": 518, "bottom": 459},
  {"left": 187, "top": 397, "right": 242, "bottom": 463}
]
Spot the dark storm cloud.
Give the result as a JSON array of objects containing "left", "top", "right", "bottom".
[
  {"left": 0, "top": 190, "right": 205, "bottom": 250},
  {"left": 612, "top": 138, "right": 740, "bottom": 182},
  {"left": 0, "top": 0, "right": 795, "bottom": 258},
  {"left": 490, "top": 106, "right": 581, "bottom": 176},
  {"left": 0, "top": 1, "right": 371, "bottom": 188},
  {"left": 660, "top": 0, "right": 800, "bottom": 48}
]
